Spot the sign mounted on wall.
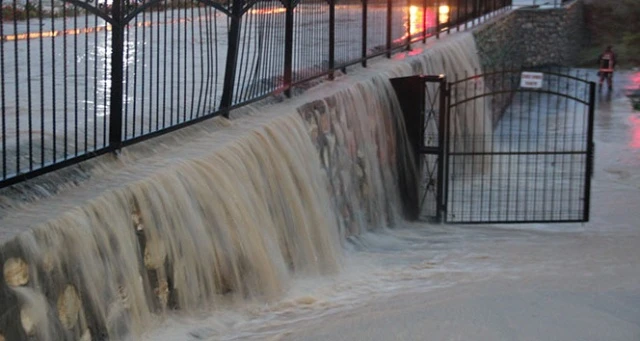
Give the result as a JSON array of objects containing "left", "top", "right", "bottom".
[{"left": 520, "top": 72, "right": 544, "bottom": 89}]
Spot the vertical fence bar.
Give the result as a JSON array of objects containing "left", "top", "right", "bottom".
[
  {"left": 220, "top": 0, "right": 245, "bottom": 113},
  {"left": 0, "top": 0, "right": 5, "bottom": 179},
  {"left": 26, "top": 2, "right": 33, "bottom": 168},
  {"left": 470, "top": 0, "right": 474, "bottom": 26},
  {"left": 471, "top": 0, "right": 475, "bottom": 26},
  {"left": 386, "top": 0, "right": 392, "bottom": 57},
  {"left": 406, "top": 4, "right": 411, "bottom": 49},
  {"left": 13, "top": 0, "right": 20, "bottom": 172},
  {"left": 583, "top": 82, "right": 596, "bottom": 222},
  {"left": 362, "top": 0, "right": 368, "bottom": 66},
  {"left": 446, "top": 0, "right": 451, "bottom": 34},
  {"left": 473, "top": 0, "right": 477, "bottom": 24},
  {"left": 443, "top": 81, "right": 452, "bottom": 222},
  {"left": 63, "top": 4, "right": 68, "bottom": 159},
  {"left": 436, "top": 75, "right": 447, "bottom": 222},
  {"left": 456, "top": 0, "right": 461, "bottom": 31},
  {"left": 109, "top": 0, "right": 124, "bottom": 150},
  {"left": 422, "top": 0, "right": 427, "bottom": 42},
  {"left": 284, "top": 0, "right": 294, "bottom": 96},
  {"left": 436, "top": 0, "right": 440, "bottom": 39},
  {"left": 329, "top": 0, "right": 335, "bottom": 79},
  {"left": 466, "top": 0, "right": 470, "bottom": 24}
]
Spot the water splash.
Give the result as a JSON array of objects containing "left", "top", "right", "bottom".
[{"left": 390, "top": 33, "right": 494, "bottom": 173}]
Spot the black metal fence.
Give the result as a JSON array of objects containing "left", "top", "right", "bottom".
[
  {"left": 0, "top": 0, "right": 512, "bottom": 188},
  {"left": 529, "top": 0, "right": 574, "bottom": 7},
  {"left": 392, "top": 68, "right": 595, "bottom": 224}
]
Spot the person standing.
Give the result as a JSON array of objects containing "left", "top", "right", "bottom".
[{"left": 598, "top": 46, "right": 616, "bottom": 90}]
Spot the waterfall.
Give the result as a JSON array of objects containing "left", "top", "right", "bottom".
[
  {"left": 1, "top": 114, "right": 342, "bottom": 340},
  {"left": 0, "top": 32, "right": 488, "bottom": 340},
  {"left": 388, "top": 33, "right": 494, "bottom": 173}
]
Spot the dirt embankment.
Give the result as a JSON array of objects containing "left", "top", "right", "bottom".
[{"left": 580, "top": 0, "right": 640, "bottom": 69}]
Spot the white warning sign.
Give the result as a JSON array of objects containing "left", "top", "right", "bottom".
[{"left": 520, "top": 72, "right": 544, "bottom": 89}]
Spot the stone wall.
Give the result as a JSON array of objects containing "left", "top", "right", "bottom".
[
  {"left": 473, "top": 0, "right": 588, "bottom": 123},
  {"left": 474, "top": 0, "right": 587, "bottom": 70}
]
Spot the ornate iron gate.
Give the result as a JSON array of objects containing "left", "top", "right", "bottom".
[{"left": 393, "top": 69, "right": 596, "bottom": 224}]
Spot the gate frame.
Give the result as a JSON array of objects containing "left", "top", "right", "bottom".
[
  {"left": 392, "top": 69, "right": 596, "bottom": 224},
  {"left": 391, "top": 75, "right": 447, "bottom": 222}
]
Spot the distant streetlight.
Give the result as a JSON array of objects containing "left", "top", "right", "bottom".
[{"left": 438, "top": 5, "right": 449, "bottom": 23}]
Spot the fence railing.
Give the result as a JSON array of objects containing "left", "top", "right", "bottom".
[
  {"left": 0, "top": 0, "right": 512, "bottom": 188},
  {"left": 513, "top": 0, "right": 573, "bottom": 7}
]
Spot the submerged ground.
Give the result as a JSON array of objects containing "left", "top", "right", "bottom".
[
  {"left": 1, "top": 3, "right": 638, "bottom": 339},
  {"left": 144, "top": 71, "right": 640, "bottom": 341}
]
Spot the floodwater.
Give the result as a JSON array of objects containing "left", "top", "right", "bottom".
[
  {"left": 141, "top": 74, "right": 640, "bottom": 340},
  {"left": 1, "top": 12, "right": 638, "bottom": 341}
]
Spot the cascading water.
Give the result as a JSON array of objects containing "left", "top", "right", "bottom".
[
  {"left": 387, "top": 33, "right": 494, "bottom": 174},
  {"left": 0, "top": 31, "right": 490, "bottom": 340},
  {"left": 0, "top": 115, "right": 342, "bottom": 340}
]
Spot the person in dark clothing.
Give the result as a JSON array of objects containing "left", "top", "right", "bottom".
[{"left": 598, "top": 46, "right": 616, "bottom": 90}]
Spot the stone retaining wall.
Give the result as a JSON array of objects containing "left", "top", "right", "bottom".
[
  {"left": 473, "top": 0, "right": 588, "bottom": 123},
  {"left": 474, "top": 0, "right": 587, "bottom": 69}
]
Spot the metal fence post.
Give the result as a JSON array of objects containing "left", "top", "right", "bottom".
[
  {"left": 109, "top": 0, "right": 124, "bottom": 150},
  {"left": 436, "top": 0, "right": 440, "bottom": 39},
  {"left": 456, "top": 0, "right": 461, "bottom": 31},
  {"left": 447, "top": 0, "right": 451, "bottom": 35},
  {"left": 583, "top": 81, "right": 596, "bottom": 222},
  {"left": 386, "top": 0, "right": 392, "bottom": 57},
  {"left": 406, "top": 3, "right": 411, "bottom": 49},
  {"left": 472, "top": 0, "right": 476, "bottom": 26},
  {"left": 422, "top": 0, "right": 427, "bottom": 42},
  {"left": 362, "top": 0, "right": 368, "bottom": 66},
  {"left": 329, "top": 0, "right": 335, "bottom": 79},
  {"left": 220, "top": 0, "right": 244, "bottom": 115},
  {"left": 465, "top": 0, "right": 469, "bottom": 29},
  {"left": 284, "top": 0, "right": 294, "bottom": 96},
  {"left": 436, "top": 75, "right": 447, "bottom": 222}
]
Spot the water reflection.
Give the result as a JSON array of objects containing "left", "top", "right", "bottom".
[
  {"left": 596, "top": 91, "right": 612, "bottom": 133},
  {"left": 409, "top": 5, "right": 420, "bottom": 35},
  {"left": 407, "top": 5, "right": 435, "bottom": 38},
  {"left": 624, "top": 71, "right": 640, "bottom": 149},
  {"left": 630, "top": 115, "right": 640, "bottom": 149},
  {"left": 95, "top": 32, "right": 113, "bottom": 117}
]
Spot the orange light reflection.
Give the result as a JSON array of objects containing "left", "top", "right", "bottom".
[
  {"left": 3, "top": 25, "right": 113, "bottom": 41},
  {"left": 395, "top": 5, "right": 436, "bottom": 44},
  {"left": 248, "top": 7, "right": 286, "bottom": 15}
]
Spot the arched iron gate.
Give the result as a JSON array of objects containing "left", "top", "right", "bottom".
[{"left": 392, "top": 69, "right": 596, "bottom": 224}]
